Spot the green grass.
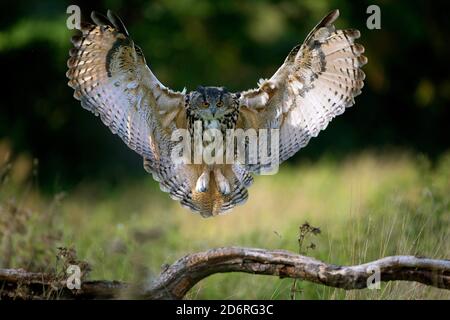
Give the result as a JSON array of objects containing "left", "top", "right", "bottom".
[{"left": 1, "top": 150, "right": 449, "bottom": 299}]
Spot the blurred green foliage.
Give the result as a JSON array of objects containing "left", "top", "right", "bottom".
[{"left": 0, "top": 0, "right": 449, "bottom": 190}]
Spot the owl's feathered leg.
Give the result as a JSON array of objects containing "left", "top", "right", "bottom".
[
  {"left": 214, "top": 167, "right": 231, "bottom": 195},
  {"left": 195, "top": 169, "right": 210, "bottom": 193},
  {"left": 194, "top": 166, "right": 231, "bottom": 196}
]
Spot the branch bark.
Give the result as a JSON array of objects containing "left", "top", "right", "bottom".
[{"left": 1, "top": 247, "right": 449, "bottom": 299}]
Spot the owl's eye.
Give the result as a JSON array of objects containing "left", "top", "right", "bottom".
[
  {"left": 216, "top": 101, "right": 224, "bottom": 107},
  {"left": 201, "top": 101, "right": 209, "bottom": 108}
]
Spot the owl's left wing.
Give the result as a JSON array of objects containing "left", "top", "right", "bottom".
[{"left": 237, "top": 10, "right": 367, "bottom": 171}]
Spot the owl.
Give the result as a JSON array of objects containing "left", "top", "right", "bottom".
[{"left": 67, "top": 9, "right": 367, "bottom": 217}]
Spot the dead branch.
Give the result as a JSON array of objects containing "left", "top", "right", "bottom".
[
  {"left": 1, "top": 247, "right": 449, "bottom": 299},
  {"left": 0, "top": 268, "right": 129, "bottom": 299}
]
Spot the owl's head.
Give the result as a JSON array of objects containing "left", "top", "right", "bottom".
[{"left": 188, "top": 86, "right": 237, "bottom": 121}]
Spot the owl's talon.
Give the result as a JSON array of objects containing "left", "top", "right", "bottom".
[
  {"left": 218, "top": 182, "right": 231, "bottom": 195},
  {"left": 195, "top": 171, "right": 210, "bottom": 193},
  {"left": 214, "top": 168, "right": 231, "bottom": 195}
]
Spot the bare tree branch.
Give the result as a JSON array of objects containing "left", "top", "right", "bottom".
[
  {"left": 144, "top": 247, "right": 450, "bottom": 299},
  {"left": 1, "top": 247, "right": 449, "bottom": 299}
]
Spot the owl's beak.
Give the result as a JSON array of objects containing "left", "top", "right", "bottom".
[{"left": 210, "top": 106, "right": 217, "bottom": 117}]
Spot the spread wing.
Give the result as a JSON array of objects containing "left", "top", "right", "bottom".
[
  {"left": 67, "top": 10, "right": 186, "bottom": 163},
  {"left": 237, "top": 9, "right": 367, "bottom": 172},
  {"left": 67, "top": 10, "right": 199, "bottom": 206}
]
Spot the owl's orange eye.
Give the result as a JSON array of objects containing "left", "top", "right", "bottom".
[
  {"left": 217, "top": 101, "right": 224, "bottom": 107},
  {"left": 202, "top": 101, "right": 209, "bottom": 108}
]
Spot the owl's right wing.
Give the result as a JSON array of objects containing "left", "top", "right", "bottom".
[
  {"left": 67, "top": 10, "right": 201, "bottom": 207},
  {"left": 67, "top": 10, "right": 187, "bottom": 168}
]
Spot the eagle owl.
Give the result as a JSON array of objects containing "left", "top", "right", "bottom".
[{"left": 67, "top": 9, "right": 367, "bottom": 217}]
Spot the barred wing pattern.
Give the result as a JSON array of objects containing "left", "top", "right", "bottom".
[
  {"left": 67, "top": 11, "right": 196, "bottom": 204},
  {"left": 238, "top": 10, "right": 367, "bottom": 171}
]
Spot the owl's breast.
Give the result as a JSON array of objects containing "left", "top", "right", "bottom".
[{"left": 205, "top": 119, "right": 221, "bottom": 130}]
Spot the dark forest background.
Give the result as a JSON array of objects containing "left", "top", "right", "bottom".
[{"left": 0, "top": 0, "right": 449, "bottom": 192}]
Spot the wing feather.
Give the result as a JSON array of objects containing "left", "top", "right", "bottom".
[
  {"left": 238, "top": 9, "right": 367, "bottom": 168},
  {"left": 67, "top": 11, "right": 200, "bottom": 208}
]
